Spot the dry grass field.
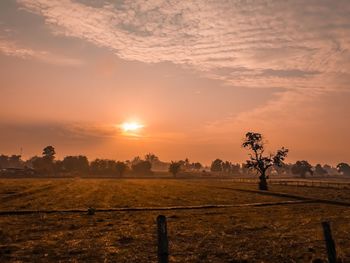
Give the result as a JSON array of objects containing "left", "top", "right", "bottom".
[{"left": 1, "top": 178, "right": 350, "bottom": 262}]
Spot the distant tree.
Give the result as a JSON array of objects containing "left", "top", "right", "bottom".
[
  {"left": 8, "top": 155, "right": 23, "bottom": 168},
  {"left": 231, "top": 163, "right": 240, "bottom": 175},
  {"left": 31, "top": 156, "right": 47, "bottom": 174},
  {"left": 0, "top": 155, "right": 9, "bottom": 169},
  {"left": 115, "top": 161, "right": 128, "bottom": 177},
  {"left": 184, "top": 158, "right": 190, "bottom": 170},
  {"left": 211, "top": 159, "right": 223, "bottom": 172},
  {"left": 144, "top": 153, "right": 159, "bottom": 164},
  {"left": 193, "top": 162, "right": 203, "bottom": 171},
  {"left": 54, "top": 160, "right": 64, "bottom": 173},
  {"left": 0, "top": 155, "right": 23, "bottom": 169},
  {"left": 323, "top": 164, "right": 332, "bottom": 171},
  {"left": 131, "top": 156, "right": 142, "bottom": 166},
  {"left": 337, "top": 163, "right": 350, "bottom": 176},
  {"left": 42, "top": 146, "right": 56, "bottom": 161},
  {"left": 106, "top": 160, "right": 117, "bottom": 174},
  {"left": 62, "top": 155, "right": 89, "bottom": 173},
  {"left": 26, "top": 156, "right": 38, "bottom": 168},
  {"left": 90, "top": 159, "right": 103, "bottom": 174},
  {"left": 273, "top": 163, "right": 291, "bottom": 176},
  {"left": 169, "top": 161, "right": 182, "bottom": 177},
  {"left": 37, "top": 146, "right": 56, "bottom": 174},
  {"left": 322, "top": 164, "right": 338, "bottom": 176},
  {"left": 222, "top": 161, "right": 231, "bottom": 173},
  {"left": 240, "top": 163, "right": 250, "bottom": 176},
  {"left": 315, "top": 164, "right": 327, "bottom": 176},
  {"left": 242, "top": 132, "right": 288, "bottom": 190},
  {"left": 132, "top": 160, "right": 152, "bottom": 175},
  {"left": 178, "top": 160, "right": 186, "bottom": 168},
  {"left": 90, "top": 159, "right": 118, "bottom": 175},
  {"left": 291, "top": 161, "right": 313, "bottom": 178}
]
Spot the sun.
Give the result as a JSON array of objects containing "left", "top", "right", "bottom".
[{"left": 120, "top": 122, "right": 144, "bottom": 132}]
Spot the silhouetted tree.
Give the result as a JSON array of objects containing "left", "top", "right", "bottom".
[
  {"left": 0, "top": 155, "right": 9, "bottom": 169},
  {"left": 145, "top": 153, "right": 159, "bottom": 164},
  {"left": 273, "top": 163, "right": 291, "bottom": 176},
  {"left": 131, "top": 160, "right": 152, "bottom": 175},
  {"left": 322, "top": 164, "right": 333, "bottom": 175},
  {"left": 106, "top": 160, "right": 117, "bottom": 174},
  {"left": 241, "top": 163, "right": 251, "bottom": 176},
  {"left": 31, "top": 156, "right": 47, "bottom": 174},
  {"left": 131, "top": 156, "right": 142, "bottom": 166},
  {"left": 231, "top": 163, "right": 240, "bottom": 175},
  {"left": 184, "top": 158, "right": 190, "bottom": 170},
  {"left": 242, "top": 132, "right": 288, "bottom": 190},
  {"left": 0, "top": 155, "right": 23, "bottom": 169},
  {"left": 177, "top": 160, "right": 186, "bottom": 169},
  {"left": 211, "top": 159, "right": 223, "bottom": 172},
  {"left": 42, "top": 146, "right": 56, "bottom": 161},
  {"left": 222, "top": 161, "right": 231, "bottom": 173},
  {"left": 8, "top": 155, "right": 23, "bottom": 168},
  {"left": 315, "top": 164, "right": 327, "bottom": 176},
  {"left": 90, "top": 159, "right": 104, "bottom": 174},
  {"left": 90, "top": 159, "right": 117, "bottom": 175},
  {"left": 169, "top": 161, "right": 182, "bottom": 177},
  {"left": 193, "top": 162, "right": 203, "bottom": 170},
  {"left": 54, "top": 160, "right": 64, "bottom": 173},
  {"left": 291, "top": 161, "right": 313, "bottom": 178},
  {"left": 62, "top": 155, "right": 89, "bottom": 173},
  {"left": 337, "top": 163, "right": 350, "bottom": 176},
  {"left": 115, "top": 161, "right": 128, "bottom": 177},
  {"left": 36, "top": 146, "right": 56, "bottom": 174}
]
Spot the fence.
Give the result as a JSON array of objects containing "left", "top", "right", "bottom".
[
  {"left": 227, "top": 178, "right": 350, "bottom": 189},
  {"left": 156, "top": 215, "right": 340, "bottom": 263}
]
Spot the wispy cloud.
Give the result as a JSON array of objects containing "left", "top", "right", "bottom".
[{"left": 0, "top": 36, "right": 83, "bottom": 66}]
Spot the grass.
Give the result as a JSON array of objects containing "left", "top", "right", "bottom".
[{"left": 1, "top": 178, "right": 350, "bottom": 262}]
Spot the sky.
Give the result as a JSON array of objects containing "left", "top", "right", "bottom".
[{"left": 0, "top": 0, "right": 349, "bottom": 165}]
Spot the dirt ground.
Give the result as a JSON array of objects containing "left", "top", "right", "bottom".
[{"left": 1, "top": 178, "right": 350, "bottom": 262}]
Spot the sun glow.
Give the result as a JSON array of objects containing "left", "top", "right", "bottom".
[{"left": 120, "top": 122, "right": 144, "bottom": 132}]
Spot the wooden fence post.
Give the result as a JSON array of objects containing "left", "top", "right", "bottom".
[
  {"left": 157, "top": 215, "right": 169, "bottom": 263},
  {"left": 322, "top": 221, "right": 337, "bottom": 263}
]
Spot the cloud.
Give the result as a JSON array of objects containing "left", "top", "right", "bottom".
[
  {"left": 15, "top": 0, "right": 350, "bottom": 91},
  {"left": 261, "top": 69, "right": 320, "bottom": 79},
  {"left": 0, "top": 36, "right": 83, "bottom": 66},
  {"left": 0, "top": 122, "right": 117, "bottom": 141}
]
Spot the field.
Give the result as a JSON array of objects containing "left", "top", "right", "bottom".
[{"left": 1, "top": 178, "right": 350, "bottom": 262}]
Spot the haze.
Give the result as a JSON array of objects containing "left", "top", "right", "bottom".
[{"left": 0, "top": 0, "right": 349, "bottom": 165}]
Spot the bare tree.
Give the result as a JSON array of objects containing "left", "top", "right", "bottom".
[{"left": 242, "top": 132, "right": 288, "bottom": 190}]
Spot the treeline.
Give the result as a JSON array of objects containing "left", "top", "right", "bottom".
[
  {"left": 1, "top": 145, "right": 350, "bottom": 177},
  {"left": 0, "top": 146, "right": 152, "bottom": 176},
  {"left": 208, "top": 159, "right": 350, "bottom": 177},
  {"left": 0, "top": 147, "right": 203, "bottom": 176}
]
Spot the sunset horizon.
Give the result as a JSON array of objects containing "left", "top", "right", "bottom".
[
  {"left": 1, "top": 1, "right": 350, "bottom": 166},
  {"left": 2, "top": 1, "right": 350, "bottom": 262}
]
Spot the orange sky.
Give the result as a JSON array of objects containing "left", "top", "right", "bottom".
[{"left": 0, "top": 0, "right": 349, "bottom": 165}]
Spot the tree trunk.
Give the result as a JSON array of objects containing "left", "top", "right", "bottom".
[{"left": 259, "top": 172, "right": 268, "bottom": 190}]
